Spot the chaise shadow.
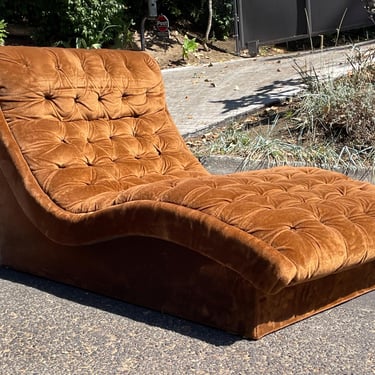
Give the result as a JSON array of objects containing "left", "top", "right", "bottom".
[
  {"left": 0, "top": 266, "right": 240, "bottom": 346},
  {"left": 210, "top": 77, "right": 303, "bottom": 114}
]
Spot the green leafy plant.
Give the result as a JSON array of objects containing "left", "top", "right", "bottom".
[
  {"left": 182, "top": 35, "right": 199, "bottom": 59},
  {"left": 66, "top": 0, "right": 125, "bottom": 48},
  {"left": 75, "top": 24, "right": 120, "bottom": 49},
  {"left": 113, "top": 19, "right": 136, "bottom": 49},
  {"left": 0, "top": 19, "right": 8, "bottom": 46}
]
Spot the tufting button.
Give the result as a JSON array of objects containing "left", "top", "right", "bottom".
[
  {"left": 84, "top": 157, "right": 94, "bottom": 166},
  {"left": 44, "top": 93, "right": 54, "bottom": 100}
]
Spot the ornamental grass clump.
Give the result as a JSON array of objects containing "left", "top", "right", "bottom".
[{"left": 294, "top": 46, "right": 375, "bottom": 149}]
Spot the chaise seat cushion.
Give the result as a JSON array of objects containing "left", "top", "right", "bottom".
[{"left": 117, "top": 167, "right": 375, "bottom": 285}]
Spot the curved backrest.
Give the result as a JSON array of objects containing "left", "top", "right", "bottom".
[{"left": 0, "top": 46, "right": 207, "bottom": 211}]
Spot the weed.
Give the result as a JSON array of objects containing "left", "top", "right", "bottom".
[
  {"left": 75, "top": 24, "right": 119, "bottom": 49},
  {"left": 182, "top": 36, "right": 199, "bottom": 60}
]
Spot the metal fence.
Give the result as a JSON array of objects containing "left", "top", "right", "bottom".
[{"left": 235, "top": 0, "right": 374, "bottom": 55}]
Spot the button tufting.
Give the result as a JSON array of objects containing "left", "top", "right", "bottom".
[
  {"left": 84, "top": 157, "right": 94, "bottom": 166},
  {"left": 44, "top": 93, "right": 54, "bottom": 100}
]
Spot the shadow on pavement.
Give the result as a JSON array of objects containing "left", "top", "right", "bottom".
[
  {"left": 210, "top": 77, "right": 302, "bottom": 113},
  {"left": 0, "top": 266, "right": 241, "bottom": 346}
]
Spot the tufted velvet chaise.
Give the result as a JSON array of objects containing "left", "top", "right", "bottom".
[{"left": 0, "top": 46, "right": 374, "bottom": 339}]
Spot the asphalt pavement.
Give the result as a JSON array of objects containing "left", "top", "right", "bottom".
[
  {"left": 1, "top": 41, "right": 375, "bottom": 374},
  {"left": 0, "top": 267, "right": 374, "bottom": 374}
]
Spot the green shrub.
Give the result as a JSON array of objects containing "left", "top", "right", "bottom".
[
  {"left": 66, "top": 0, "right": 126, "bottom": 48},
  {"left": 0, "top": 19, "right": 7, "bottom": 45},
  {"left": 0, "top": 0, "right": 132, "bottom": 47},
  {"left": 212, "top": 0, "right": 233, "bottom": 40},
  {"left": 155, "top": 0, "right": 233, "bottom": 40}
]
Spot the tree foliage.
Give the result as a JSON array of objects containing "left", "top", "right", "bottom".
[{"left": 155, "top": 0, "right": 233, "bottom": 39}]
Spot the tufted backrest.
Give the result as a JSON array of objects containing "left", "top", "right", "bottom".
[{"left": 0, "top": 46, "right": 207, "bottom": 211}]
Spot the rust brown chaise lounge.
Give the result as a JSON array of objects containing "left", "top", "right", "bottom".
[{"left": 0, "top": 46, "right": 374, "bottom": 339}]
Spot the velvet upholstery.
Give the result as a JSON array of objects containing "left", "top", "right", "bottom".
[{"left": 0, "top": 46, "right": 374, "bottom": 339}]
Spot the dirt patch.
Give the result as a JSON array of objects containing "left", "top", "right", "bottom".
[
  {"left": 136, "top": 29, "right": 289, "bottom": 70},
  {"left": 135, "top": 30, "right": 241, "bottom": 69}
]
